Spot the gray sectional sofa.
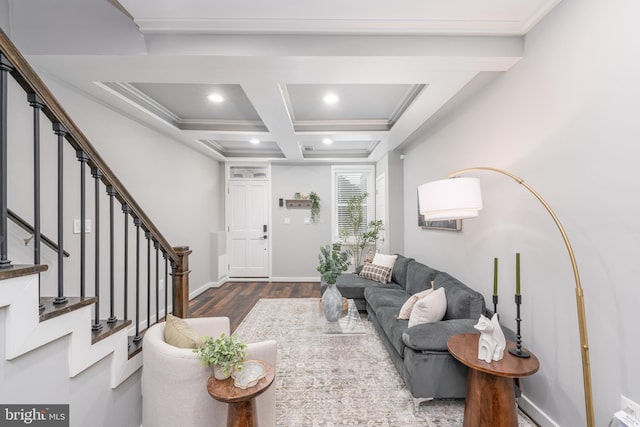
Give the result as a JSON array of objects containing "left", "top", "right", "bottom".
[{"left": 320, "top": 254, "right": 516, "bottom": 401}]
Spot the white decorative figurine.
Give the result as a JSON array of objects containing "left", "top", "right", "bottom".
[{"left": 474, "top": 314, "right": 506, "bottom": 363}]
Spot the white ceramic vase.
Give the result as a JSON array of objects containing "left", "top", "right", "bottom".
[
  {"left": 322, "top": 283, "right": 343, "bottom": 322},
  {"left": 213, "top": 365, "right": 231, "bottom": 380}
]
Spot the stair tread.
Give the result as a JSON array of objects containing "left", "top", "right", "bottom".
[
  {"left": 91, "top": 319, "right": 132, "bottom": 344},
  {"left": 128, "top": 335, "right": 144, "bottom": 359},
  {"left": 0, "top": 264, "right": 48, "bottom": 280},
  {"left": 39, "top": 296, "right": 97, "bottom": 322}
]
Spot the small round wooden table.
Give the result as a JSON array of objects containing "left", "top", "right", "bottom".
[
  {"left": 447, "top": 333, "right": 539, "bottom": 427},
  {"left": 207, "top": 362, "right": 275, "bottom": 427}
]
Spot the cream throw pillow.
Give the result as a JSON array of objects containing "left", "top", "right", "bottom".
[
  {"left": 371, "top": 253, "right": 398, "bottom": 269},
  {"left": 164, "top": 314, "right": 200, "bottom": 349},
  {"left": 408, "top": 287, "right": 447, "bottom": 328},
  {"left": 397, "top": 286, "right": 434, "bottom": 320}
]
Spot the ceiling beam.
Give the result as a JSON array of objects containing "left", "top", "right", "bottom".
[{"left": 241, "top": 82, "right": 303, "bottom": 161}]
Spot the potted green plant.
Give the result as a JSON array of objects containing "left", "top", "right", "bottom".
[
  {"left": 309, "top": 191, "right": 320, "bottom": 223},
  {"left": 193, "top": 333, "right": 248, "bottom": 380},
  {"left": 317, "top": 242, "right": 350, "bottom": 321}
]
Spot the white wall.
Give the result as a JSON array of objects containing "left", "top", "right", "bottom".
[
  {"left": 271, "top": 164, "right": 332, "bottom": 279},
  {"left": 37, "top": 77, "right": 225, "bottom": 296},
  {"left": 376, "top": 152, "right": 405, "bottom": 255},
  {"left": 402, "top": 0, "right": 640, "bottom": 425}
]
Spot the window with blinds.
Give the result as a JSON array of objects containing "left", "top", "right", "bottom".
[{"left": 331, "top": 165, "right": 375, "bottom": 243}]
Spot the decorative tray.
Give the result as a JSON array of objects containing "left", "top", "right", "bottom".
[{"left": 231, "top": 360, "right": 267, "bottom": 389}]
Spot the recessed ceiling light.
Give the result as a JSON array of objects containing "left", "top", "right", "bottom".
[
  {"left": 250, "top": 138, "right": 260, "bottom": 145},
  {"left": 207, "top": 93, "right": 224, "bottom": 103},
  {"left": 323, "top": 93, "right": 339, "bottom": 104},
  {"left": 322, "top": 138, "right": 333, "bottom": 145}
]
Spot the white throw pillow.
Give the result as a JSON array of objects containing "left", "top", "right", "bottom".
[
  {"left": 408, "top": 287, "right": 447, "bottom": 328},
  {"left": 371, "top": 253, "right": 398, "bottom": 269},
  {"left": 397, "top": 283, "right": 435, "bottom": 320}
]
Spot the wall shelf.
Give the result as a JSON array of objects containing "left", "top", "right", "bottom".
[{"left": 285, "top": 199, "right": 312, "bottom": 208}]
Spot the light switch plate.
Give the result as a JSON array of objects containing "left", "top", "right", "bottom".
[{"left": 73, "top": 219, "right": 92, "bottom": 234}]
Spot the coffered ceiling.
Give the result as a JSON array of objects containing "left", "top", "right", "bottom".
[{"left": 6, "top": 0, "right": 562, "bottom": 163}]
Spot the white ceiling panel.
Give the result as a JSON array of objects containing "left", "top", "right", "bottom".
[{"left": 8, "top": 0, "right": 562, "bottom": 163}]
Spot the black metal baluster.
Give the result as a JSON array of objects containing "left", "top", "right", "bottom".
[
  {"left": 133, "top": 217, "right": 141, "bottom": 343},
  {"left": 28, "top": 93, "right": 43, "bottom": 265},
  {"left": 53, "top": 123, "right": 67, "bottom": 304},
  {"left": 122, "top": 204, "right": 131, "bottom": 321},
  {"left": 91, "top": 167, "right": 103, "bottom": 332},
  {"left": 0, "top": 54, "right": 13, "bottom": 269},
  {"left": 145, "top": 230, "right": 151, "bottom": 329},
  {"left": 154, "top": 240, "right": 159, "bottom": 324},
  {"left": 170, "top": 260, "right": 177, "bottom": 314},
  {"left": 28, "top": 93, "right": 44, "bottom": 310},
  {"left": 163, "top": 251, "right": 168, "bottom": 319},
  {"left": 76, "top": 150, "right": 88, "bottom": 298},
  {"left": 107, "top": 186, "right": 117, "bottom": 324}
]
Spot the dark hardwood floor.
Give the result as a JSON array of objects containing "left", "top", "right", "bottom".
[{"left": 189, "top": 281, "right": 321, "bottom": 332}]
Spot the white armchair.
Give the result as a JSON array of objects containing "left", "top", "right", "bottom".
[{"left": 142, "top": 317, "right": 276, "bottom": 427}]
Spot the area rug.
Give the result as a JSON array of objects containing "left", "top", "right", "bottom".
[{"left": 234, "top": 298, "right": 536, "bottom": 427}]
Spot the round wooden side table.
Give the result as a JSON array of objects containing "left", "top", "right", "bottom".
[
  {"left": 207, "top": 362, "right": 275, "bottom": 427},
  {"left": 447, "top": 333, "right": 539, "bottom": 427}
]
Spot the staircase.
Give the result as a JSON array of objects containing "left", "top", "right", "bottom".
[
  {"left": 0, "top": 267, "right": 140, "bottom": 386},
  {"left": 0, "top": 28, "right": 191, "bottom": 426}
]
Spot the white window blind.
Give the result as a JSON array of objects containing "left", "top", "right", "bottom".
[{"left": 331, "top": 166, "right": 375, "bottom": 243}]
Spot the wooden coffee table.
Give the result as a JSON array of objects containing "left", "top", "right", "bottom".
[
  {"left": 447, "top": 333, "right": 539, "bottom": 427},
  {"left": 207, "top": 362, "right": 275, "bottom": 427}
]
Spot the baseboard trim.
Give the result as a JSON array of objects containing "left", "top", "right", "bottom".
[
  {"left": 189, "top": 280, "right": 226, "bottom": 300},
  {"left": 268, "top": 277, "right": 321, "bottom": 282},
  {"left": 207, "top": 278, "right": 228, "bottom": 288},
  {"left": 519, "top": 394, "right": 559, "bottom": 427}
]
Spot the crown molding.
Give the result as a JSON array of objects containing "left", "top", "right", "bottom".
[{"left": 134, "top": 17, "right": 531, "bottom": 36}]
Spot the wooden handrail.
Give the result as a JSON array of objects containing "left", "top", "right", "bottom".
[
  {"left": 8, "top": 209, "right": 70, "bottom": 257},
  {"left": 0, "top": 27, "right": 178, "bottom": 264}
]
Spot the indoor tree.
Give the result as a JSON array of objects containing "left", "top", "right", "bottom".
[{"left": 339, "top": 192, "right": 384, "bottom": 266}]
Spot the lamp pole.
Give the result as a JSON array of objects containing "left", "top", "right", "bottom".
[{"left": 447, "top": 167, "right": 594, "bottom": 427}]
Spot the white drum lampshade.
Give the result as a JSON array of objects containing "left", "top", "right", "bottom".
[{"left": 418, "top": 177, "right": 483, "bottom": 220}]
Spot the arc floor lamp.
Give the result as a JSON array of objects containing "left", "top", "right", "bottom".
[{"left": 418, "top": 166, "right": 594, "bottom": 427}]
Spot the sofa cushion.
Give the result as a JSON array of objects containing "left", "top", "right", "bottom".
[
  {"left": 364, "top": 288, "right": 409, "bottom": 313},
  {"left": 402, "top": 319, "right": 518, "bottom": 352},
  {"left": 376, "top": 306, "right": 410, "bottom": 356},
  {"left": 326, "top": 273, "right": 401, "bottom": 301},
  {"left": 434, "top": 272, "right": 486, "bottom": 320},
  {"left": 391, "top": 255, "right": 414, "bottom": 290},
  {"left": 359, "top": 263, "right": 393, "bottom": 284},
  {"left": 408, "top": 287, "right": 447, "bottom": 327},
  {"left": 402, "top": 318, "right": 480, "bottom": 352},
  {"left": 405, "top": 261, "right": 439, "bottom": 295}
]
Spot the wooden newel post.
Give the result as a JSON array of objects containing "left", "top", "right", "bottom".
[{"left": 172, "top": 246, "right": 192, "bottom": 318}]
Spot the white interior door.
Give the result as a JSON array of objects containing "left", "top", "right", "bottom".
[
  {"left": 375, "top": 174, "right": 387, "bottom": 253},
  {"left": 228, "top": 180, "right": 269, "bottom": 277}
]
